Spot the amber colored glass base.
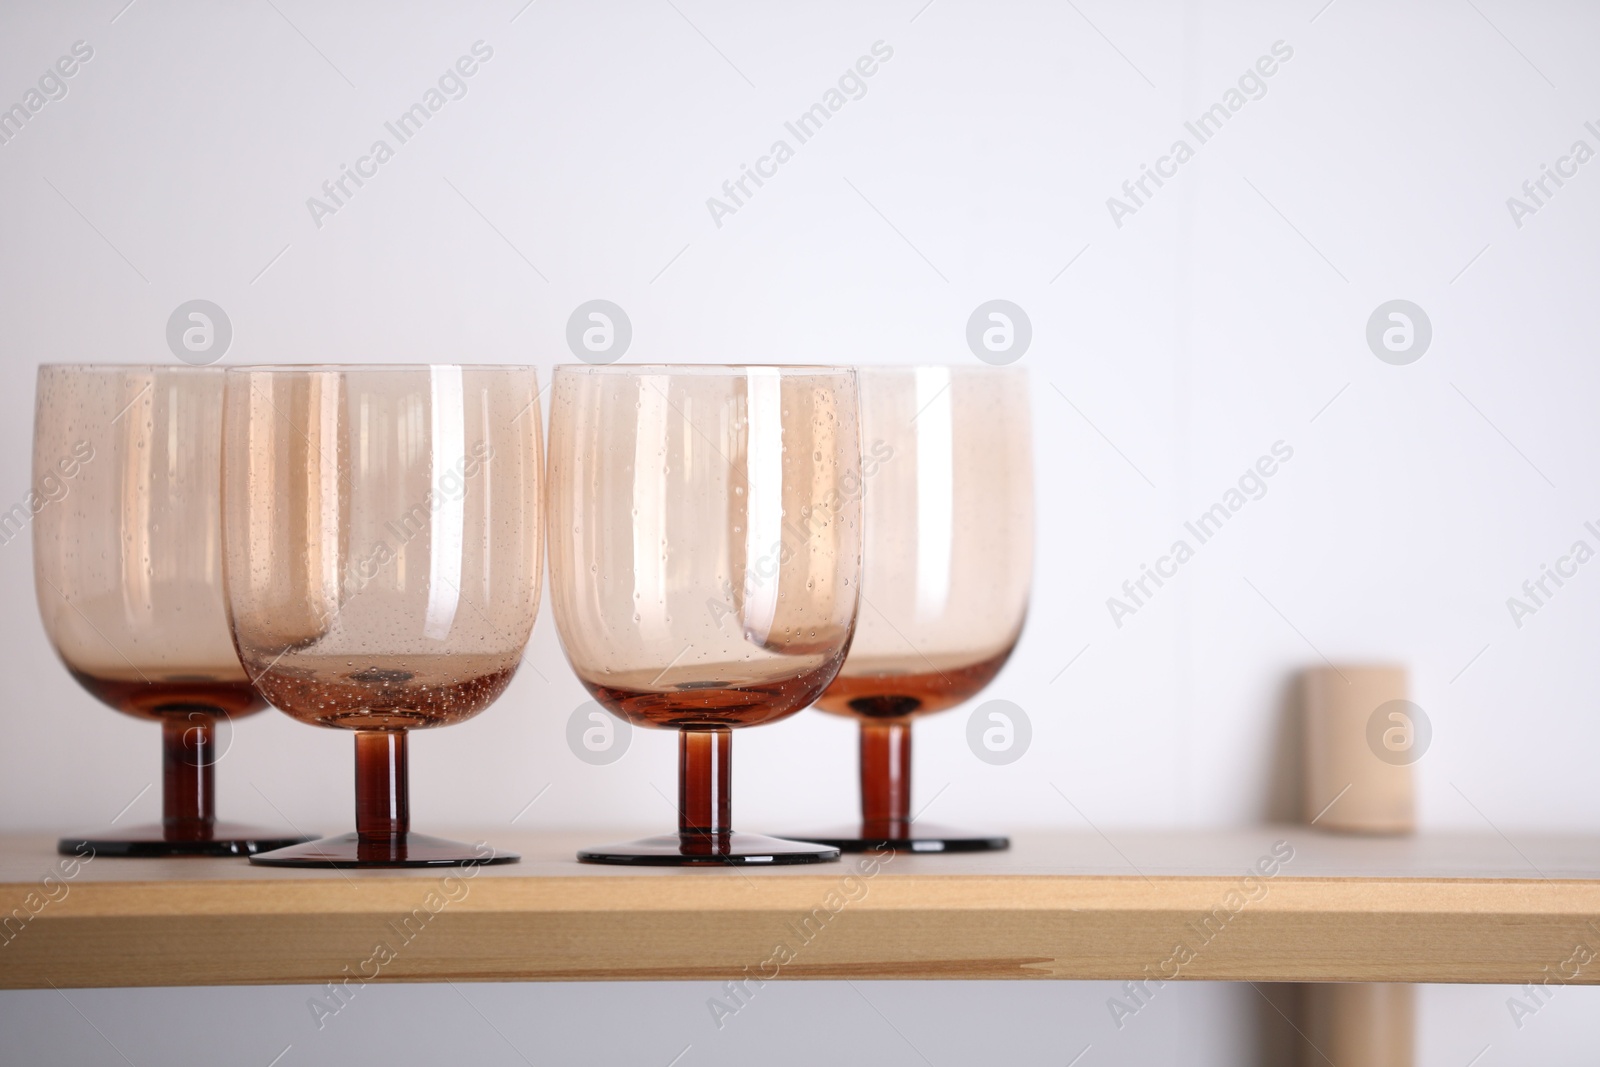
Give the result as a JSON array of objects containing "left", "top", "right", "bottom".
[
  {"left": 59, "top": 719, "right": 314, "bottom": 857},
  {"left": 579, "top": 728, "right": 841, "bottom": 866},
  {"left": 793, "top": 822, "right": 1009, "bottom": 854},
  {"left": 250, "top": 733, "right": 518, "bottom": 868},
  {"left": 578, "top": 831, "right": 839, "bottom": 866},
  {"left": 250, "top": 832, "right": 519, "bottom": 869},
  {"left": 58, "top": 822, "right": 313, "bottom": 858},
  {"left": 804, "top": 721, "right": 1011, "bottom": 854}
]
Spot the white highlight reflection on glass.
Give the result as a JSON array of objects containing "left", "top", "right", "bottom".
[
  {"left": 741, "top": 367, "right": 783, "bottom": 647},
  {"left": 315, "top": 371, "right": 342, "bottom": 612},
  {"left": 632, "top": 375, "right": 671, "bottom": 645},
  {"left": 914, "top": 366, "right": 953, "bottom": 621},
  {"left": 423, "top": 364, "right": 465, "bottom": 641}
]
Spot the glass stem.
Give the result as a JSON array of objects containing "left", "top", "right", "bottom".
[
  {"left": 860, "top": 721, "right": 912, "bottom": 834},
  {"left": 355, "top": 730, "right": 410, "bottom": 843},
  {"left": 162, "top": 715, "right": 216, "bottom": 839},
  {"left": 678, "top": 727, "right": 731, "bottom": 837}
]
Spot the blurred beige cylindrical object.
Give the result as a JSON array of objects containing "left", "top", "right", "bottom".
[
  {"left": 1302, "top": 665, "right": 1415, "bottom": 834},
  {"left": 1305, "top": 983, "right": 1415, "bottom": 1067},
  {"left": 1301, "top": 664, "right": 1416, "bottom": 1067}
]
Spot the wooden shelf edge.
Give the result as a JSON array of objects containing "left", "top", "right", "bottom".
[{"left": 4, "top": 828, "right": 1597, "bottom": 988}]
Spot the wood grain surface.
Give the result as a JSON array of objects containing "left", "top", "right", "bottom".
[{"left": 2, "top": 828, "right": 1596, "bottom": 989}]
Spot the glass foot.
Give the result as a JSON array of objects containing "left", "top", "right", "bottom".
[
  {"left": 794, "top": 822, "right": 1009, "bottom": 853},
  {"left": 249, "top": 832, "right": 519, "bottom": 868},
  {"left": 578, "top": 831, "right": 841, "bottom": 866},
  {"left": 59, "top": 822, "right": 314, "bottom": 858}
]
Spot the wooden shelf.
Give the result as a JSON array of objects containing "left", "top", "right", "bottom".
[{"left": 3, "top": 827, "right": 1597, "bottom": 988}]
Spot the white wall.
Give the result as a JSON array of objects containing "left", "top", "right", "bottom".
[
  {"left": 1, "top": 982, "right": 1596, "bottom": 1066},
  {"left": 1, "top": 1, "right": 1596, "bottom": 1063}
]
